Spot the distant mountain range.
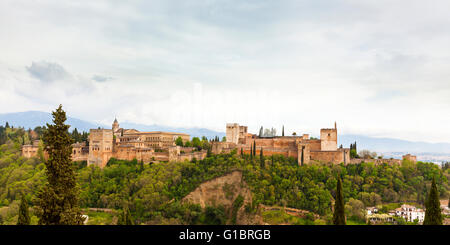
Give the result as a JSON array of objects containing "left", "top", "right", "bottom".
[
  {"left": 339, "top": 134, "right": 450, "bottom": 154},
  {"left": 0, "top": 111, "right": 226, "bottom": 140},
  {"left": 1, "top": 111, "right": 449, "bottom": 161},
  {"left": 0, "top": 111, "right": 99, "bottom": 132}
]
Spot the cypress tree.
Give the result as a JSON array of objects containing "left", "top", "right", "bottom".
[
  {"left": 253, "top": 140, "right": 256, "bottom": 157},
  {"left": 35, "top": 105, "right": 84, "bottom": 225},
  {"left": 207, "top": 147, "right": 212, "bottom": 157},
  {"left": 250, "top": 143, "right": 253, "bottom": 159},
  {"left": 282, "top": 126, "right": 284, "bottom": 137},
  {"left": 333, "top": 177, "right": 346, "bottom": 225},
  {"left": 423, "top": 177, "right": 442, "bottom": 225},
  {"left": 17, "top": 195, "right": 31, "bottom": 225},
  {"left": 139, "top": 159, "right": 144, "bottom": 173},
  {"left": 260, "top": 147, "right": 264, "bottom": 169},
  {"left": 118, "top": 205, "right": 134, "bottom": 225}
]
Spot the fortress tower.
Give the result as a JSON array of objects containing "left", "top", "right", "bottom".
[
  {"left": 226, "top": 123, "right": 248, "bottom": 144},
  {"left": 88, "top": 129, "right": 114, "bottom": 168},
  {"left": 320, "top": 122, "right": 338, "bottom": 151},
  {"left": 112, "top": 118, "right": 120, "bottom": 133}
]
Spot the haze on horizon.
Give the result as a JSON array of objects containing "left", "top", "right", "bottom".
[{"left": 1, "top": 0, "right": 450, "bottom": 144}]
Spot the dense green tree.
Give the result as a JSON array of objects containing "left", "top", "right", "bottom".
[
  {"left": 260, "top": 148, "right": 264, "bottom": 169},
  {"left": 17, "top": 195, "right": 31, "bottom": 225},
  {"left": 333, "top": 177, "right": 346, "bottom": 225},
  {"left": 35, "top": 105, "right": 84, "bottom": 225},
  {"left": 192, "top": 137, "right": 201, "bottom": 149},
  {"left": 282, "top": 126, "right": 284, "bottom": 137},
  {"left": 423, "top": 177, "right": 442, "bottom": 225},
  {"left": 221, "top": 136, "right": 226, "bottom": 142},
  {"left": 253, "top": 140, "right": 256, "bottom": 157},
  {"left": 72, "top": 128, "right": 80, "bottom": 143},
  {"left": 139, "top": 160, "right": 144, "bottom": 173},
  {"left": 207, "top": 147, "right": 212, "bottom": 157},
  {"left": 33, "top": 126, "right": 47, "bottom": 139},
  {"left": 118, "top": 205, "right": 134, "bottom": 225},
  {"left": 175, "top": 136, "right": 183, "bottom": 146},
  {"left": 1, "top": 125, "right": 449, "bottom": 225}
]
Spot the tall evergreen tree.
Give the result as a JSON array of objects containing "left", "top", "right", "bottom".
[
  {"left": 207, "top": 147, "right": 212, "bottom": 157},
  {"left": 118, "top": 205, "right": 134, "bottom": 225},
  {"left": 260, "top": 147, "right": 264, "bottom": 169},
  {"left": 35, "top": 105, "right": 84, "bottom": 225},
  {"left": 332, "top": 177, "right": 346, "bottom": 225},
  {"left": 282, "top": 126, "right": 284, "bottom": 137},
  {"left": 139, "top": 159, "right": 144, "bottom": 173},
  {"left": 250, "top": 143, "right": 253, "bottom": 159},
  {"left": 253, "top": 140, "right": 256, "bottom": 157},
  {"left": 423, "top": 177, "right": 443, "bottom": 225},
  {"left": 17, "top": 195, "right": 31, "bottom": 225}
]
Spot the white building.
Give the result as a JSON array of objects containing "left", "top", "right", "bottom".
[
  {"left": 366, "top": 206, "right": 378, "bottom": 215},
  {"left": 393, "top": 204, "right": 425, "bottom": 223},
  {"left": 82, "top": 215, "right": 89, "bottom": 225}
]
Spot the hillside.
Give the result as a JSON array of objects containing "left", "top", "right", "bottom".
[
  {"left": 181, "top": 171, "right": 263, "bottom": 225},
  {"left": 0, "top": 127, "right": 449, "bottom": 225}
]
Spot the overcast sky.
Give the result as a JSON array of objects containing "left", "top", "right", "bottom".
[{"left": 1, "top": 0, "right": 450, "bottom": 143}]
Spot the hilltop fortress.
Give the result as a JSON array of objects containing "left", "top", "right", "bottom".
[
  {"left": 22, "top": 118, "right": 207, "bottom": 168},
  {"left": 211, "top": 122, "right": 351, "bottom": 165},
  {"left": 21, "top": 119, "right": 417, "bottom": 167}
]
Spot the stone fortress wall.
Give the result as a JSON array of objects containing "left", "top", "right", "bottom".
[
  {"left": 212, "top": 122, "right": 416, "bottom": 166},
  {"left": 21, "top": 119, "right": 417, "bottom": 167},
  {"left": 213, "top": 122, "right": 350, "bottom": 165},
  {"left": 21, "top": 118, "right": 206, "bottom": 168}
]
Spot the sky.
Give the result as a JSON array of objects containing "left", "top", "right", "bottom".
[{"left": 1, "top": 0, "right": 450, "bottom": 143}]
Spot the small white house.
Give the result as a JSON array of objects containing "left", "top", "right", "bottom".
[
  {"left": 82, "top": 215, "right": 89, "bottom": 225},
  {"left": 366, "top": 207, "right": 378, "bottom": 215},
  {"left": 393, "top": 204, "right": 425, "bottom": 223}
]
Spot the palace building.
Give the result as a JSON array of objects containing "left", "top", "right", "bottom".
[
  {"left": 212, "top": 122, "right": 350, "bottom": 165},
  {"left": 22, "top": 118, "right": 206, "bottom": 168},
  {"left": 22, "top": 118, "right": 417, "bottom": 167}
]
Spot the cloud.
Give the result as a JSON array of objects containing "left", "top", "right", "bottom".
[
  {"left": 26, "top": 61, "right": 70, "bottom": 83},
  {"left": 0, "top": 1, "right": 450, "bottom": 143},
  {"left": 92, "top": 75, "right": 113, "bottom": 82}
]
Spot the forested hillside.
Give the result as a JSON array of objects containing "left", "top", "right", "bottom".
[{"left": 0, "top": 125, "right": 449, "bottom": 225}]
